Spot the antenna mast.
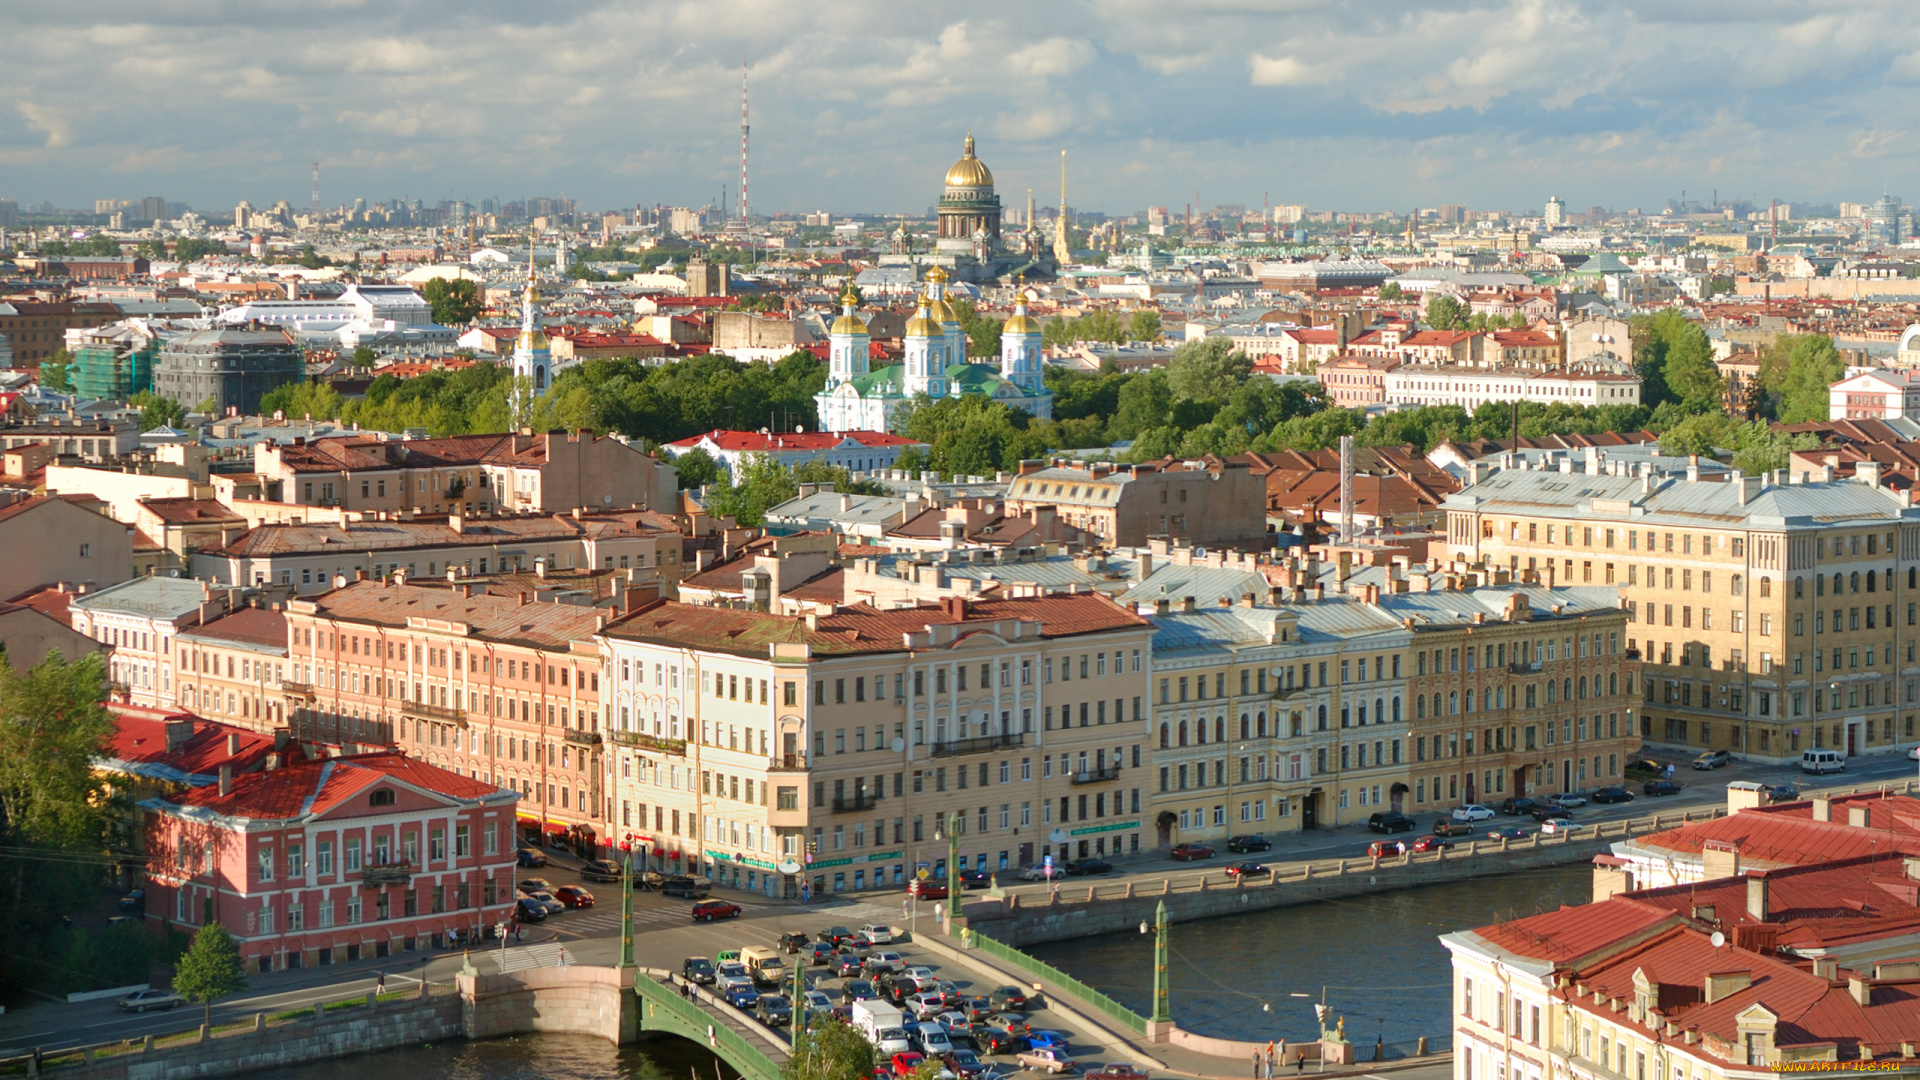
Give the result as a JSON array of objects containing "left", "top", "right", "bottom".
[
  {"left": 310, "top": 162, "right": 321, "bottom": 216},
  {"left": 739, "top": 61, "right": 751, "bottom": 228}
]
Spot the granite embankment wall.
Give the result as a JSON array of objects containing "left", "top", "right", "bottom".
[{"left": 964, "top": 809, "right": 1724, "bottom": 947}]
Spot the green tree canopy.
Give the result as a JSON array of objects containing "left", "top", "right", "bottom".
[
  {"left": 785, "top": 1003, "right": 875, "bottom": 1080},
  {"left": 1165, "top": 336, "right": 1252, "bottom": 405},
  {"left": 128, "top": 390, "right": 186, "bottom": 431},
  {"left": 1764, "top": 334, "right": 1845, "bottom": 423},
  {"left": 1424, "top": 294, "right": 1466, "bottom": 330},
  {"left": 173, "top": 920, "right": 249, "bottom": 1025},
  {"left": 421, "top": 278, "right": 482, "bottom": 325},
  {"left": 671, "top": 447, "right": 724, "bottom": 490}
]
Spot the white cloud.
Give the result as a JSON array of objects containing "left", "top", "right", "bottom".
[{"left": 1248, "top": 54, "right": 1329, "bottom": 87}]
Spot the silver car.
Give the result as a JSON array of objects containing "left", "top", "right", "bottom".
[
  {"left": 118, "top": 988, "right": 184, "bottom": 1012},
  {"left": 525, "top": 891, "right": 567, "bottom": 917}
]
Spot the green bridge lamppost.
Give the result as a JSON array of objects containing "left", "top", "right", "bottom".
[
  {"left": 619, "top": 834, "right": 636, "bottom": 969},
  {"left": 790, "top": 947, "right": 809, "bottom": 1064},
  {"left": 946, "top": 812, "right": 961, "bottom": 937},
  {"left": 1145, "top": 900, "right": 1170, "bottom": 1024}
]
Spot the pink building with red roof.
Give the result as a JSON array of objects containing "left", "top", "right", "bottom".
[{"left": 139, "top": 751, "right": 519, "bottom": 973}]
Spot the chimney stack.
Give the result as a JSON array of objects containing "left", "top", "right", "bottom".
[
  {"left": 227, "top": 732, "right": 240, "bottom": 756},
  {"left": 1812, "top": 796, "right": 1832, "bottom": 822},
  {"left": 218, "top": 764, "right": 233, "bottom": 797},
  {"left": 1849, "top": 805, "right": 1871, "bottom": 828},
  {"left": 1746, "top": 873, "right": 1769, "bottom": 921}
]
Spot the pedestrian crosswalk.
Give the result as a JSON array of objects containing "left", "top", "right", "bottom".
[
  {"left": 492, "top": 942, "right": 575, "bottom": 972},
  {"left": 551, "top": 904, "right": 719, "bottom": 935}
]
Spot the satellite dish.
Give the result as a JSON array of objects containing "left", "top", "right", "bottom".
[
  {"left": 1710, "top": 931, "right": 1726, "bottom": 948},
  {"left": 891, "top": 738, "right": 906, "bottom": 753}
]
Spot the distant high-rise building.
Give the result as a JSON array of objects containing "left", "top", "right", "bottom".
[
  {"left": 0, "top": 200, "right": 19, "bottom": 229},
  {"left": 1867, "top": 193, "right": 1904, "bottom": 247},
  {"left": 1438, "top": 204, "right": 1467, "bottom": 223},
  {"left": 1543, "top": 196, "right": 1566, "bottom": 228},
  {"left": 139, "top": 196, "right": 166, "bottom": 222}
]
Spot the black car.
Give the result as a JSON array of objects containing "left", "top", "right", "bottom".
[
  {"left": 515, "top": 896, "right": 550, "bottom": 922},
  {"left": 1226, "top": 835, "right": 1273, "bottom": 853},
  {"left": 1590, "top": 786, "right": 1635, "bottom": 805},
  {"left": 682, "top": 957, "right": 717, "bottom": 985},
  {"left": 756, "top": 996, "right": 793, "bottom": 1026},
  {"left": 818, "top": 926, "right": 857, "bottom": 946},
  {"left": 989, "top": 986, "right": 1030, "bottom": 1011},
  {"left": 1531, "top": 805, "right": 1571, "bottom": 823},
  {"left": 1224, "top": 861, "right": 1271, "bottom": 878},
  {"left": 1643, "top": 780, "right": 1684, "bottom": 797},
  {"left": 1065, "top": 857, "right": 1114, "bottom": 876},
  {"left": 1499, "top": 798, "right": 1543, "bottom": 817},
  {"left": 806, "top": 941, "right": 837, "bottom": 965},
  {"left": 516, "top": 847, "right": 548, "bottom": 868},
  {"left": 580, "top": 859, "right": 624, "bottom": 882},
  {"left": 778, "top": 931, "right": 811, "bottom": 954},
  {"left": 839, "top": 979, "right": 877, "bottom": 1004},
  {"left": 1764, "top": 784, "right": 1800, "bottom": 802},
  {"left": 957, "top": 869, "right": 992, "bottom": 890},
  {"left": 1623, "top": 758, "right": 1664, "bottom": 780},
  {"left": 975, "top": 1028, "right": 1029, "bottom": 1055},
  {"left": 1367, "top": 812, "right": 1416, "bottom": 834},
  {"left": 833, "top": 952, "right": 866, "bottom": 977}
]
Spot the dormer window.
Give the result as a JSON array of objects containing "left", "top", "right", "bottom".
[{"left": 369, "top": 788, "right": 395, "bottom": 807}]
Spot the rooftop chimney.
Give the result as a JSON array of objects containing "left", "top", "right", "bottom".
[
  {"left": 1849, "top": 975, "right": 1873, "bottom": 1007},
  {"left": 226, "top": 732, "right": 240, "bottom": 756},
  {"left": 1812, "top": 796, "right": 1832, "bottom": 822},
  {"left": 1703, "top": 970, "right": 1752, "bottom": 1005},
  {"left": 218, "top": 764, "right": 232, "bottom": 797},
  {"left": 1858, "top": 461, "right": 1883, "bottom": 489},
  {"left": 1746, "top": 873, "right": 1769, "bottom": 921},
  {"left": 1849, "top": 805, "right": 1871, "bottom": 828}
]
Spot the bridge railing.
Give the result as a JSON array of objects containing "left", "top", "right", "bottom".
[
  {"left": 966, "top": 933, "right": 1148, "bottom": 1035},
  {"left": 634, "top": 968, "right": 785, "bottom": 1080}
]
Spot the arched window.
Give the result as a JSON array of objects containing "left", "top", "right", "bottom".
[
  {"left": 1834, "top": 573, "right": 1844, "bottom": 595},
  {"left": 1215, "top": 717, "right": 1226, "bottom": 743},
  {"left": 1159, "top": 724, "right": 1170, "bottom": 749},
  {"left": 1851, "top": 571, "right": 1861, "bottom": 594},
  {"left": 1240, "top": 714, "right": 1251, "bottom": 739},
  {"left": 1448, "top": 691, "right": 1459, "bottom": 715},
  {"left": 1432, "top": 693, "right": 1443, "bottom": 718},
  {"left": 1392, "top": 697, "right": 1403, "bottom": 723},
  {"left": 1195, "top": 719, "right": 1206, "bottom": 745},
  {"left": 1564, "top": 677, "right": 1573, "bottom": 701},
  {"left": 1546, "top": 681, "right": 1556, "bottom": 703},
  {"left": 1579, "top": 676, "right": 1588, "bottom": 699},
  {"left": 1868, "top": 570, "right": 1877, "bottom": 593},
  {"left": 1416, "top": 696, "right": 1427, "bottom": 719},
  {"left": 1608, "top": 673, "right": 1618, "bottom": 695},
  {"left": 1317, "top": 705, "right": 1327, "bottom": 730},
  {"left": 1256, "top": 711, "right": 1267, "bottom": 737},
  {"left": 1177, "top": 721, "right": 1188, "bottom": 747}
]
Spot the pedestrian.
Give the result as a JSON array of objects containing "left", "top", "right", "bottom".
[
  {"left": 1295, "top": 1052, "right": 1305, "bottom": 1074},
  {"left": 376, "top": 971, "right": 386, "bottom": 994},
  {"left": 1253, "top": 1051, "right": 1262, "bottom": 1078},
  {"left": 1267, "top": 1041, "right": 1276, "bottom": 1078}
]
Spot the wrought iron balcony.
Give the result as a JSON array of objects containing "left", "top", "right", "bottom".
[
  {"left": 361, "top": 862, "right": 413, "bottom": 886},
  {"left": 282, "top": 680, "right": 315, "bottom": 698},
  {"left": 610, "top": 730, "right": 687, "bottom": 756},
  {"left": 831, "top": 793, "right": 879, "bottom": 813},
  {"left": 930, "top": 733, "right": 1023, "bottom": 757},
  {"left": 565, "top": 729, "right": 603, "bottom": 747},
  {"left": 1508, "top": 660, "right": 1542, "bottom": 674},
  {"left": 1068, "top": 765, "right": 1123, "bottom": 785},
  {"left": 767, "top": 754, "right": 808, "bottom": 772},
  {"left": 404, "top": 699, "right": 466, "bottom": 724}
]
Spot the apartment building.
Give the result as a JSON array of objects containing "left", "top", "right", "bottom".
[
  {"left": 601, "top": 593, "right": 1154, "bottom": 898},
  {"left": 193, "top": 509, "right": 683, "bottom": 596},
  {"left": 170, "top": 605, "right": 290, "bottom": 733},
  {"left": 0, "top": 414, "right": 142, "bottom": 460},
  {"left": 1828, "top": 368, "right": 1920, "bottom": 421},
  {"left": 1002, "top": 457, "right": 1268, "bottom": 549},
  {"left": 139, "top": 752, "right": 519, "bottom": 973},
  {"left": 1443, "top": 464, "right": 1919, "bottom": 763},
  {"left": 72, "top": 576, "right": 235, "bottom": 708},
  {"left": 251, "top": 430, "right": 677, "bottom": 517},
  {"left": 282, "top": 581, "right": 609, "bottom": 849},
  {"left": 0, "top": 495, "right": 137, "bottom": 598},
  {"left": 1380, "top": 365, "right": 1642, "bottom": 411}
]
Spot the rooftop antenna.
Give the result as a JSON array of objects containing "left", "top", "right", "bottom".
[
  {"left": 739, "top": 60, "right": 751, "bottom": 227},
  {"left": 1338, "top": 434, "right": 1354, "bottom": 544},
  {"left": 310, "top": 161, "right": 321, "bottom": 216}
]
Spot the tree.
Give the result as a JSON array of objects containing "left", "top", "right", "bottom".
[
  {"left": 421, "top": 278, "right": 482, "bottom": 325},
  {"left": 952, "top": 301, "right": 1002, "bottom": 359},
  {"left": 294, "top": 244, "right": 330, "bottom": 270},
  {"left": 671, "top": 447, "right": 724, "bottom": 490},
  {"left": 1765, "top": 335, "right": 1845, "bottom": 423},
  {"left": 705, "top": 452, "right": 799, "bottom": 527},
  {"left": 128, "top": 391, "right": 186, "bottom": 431},
  {"left": 39, "top": 350, "right": 73, "bottom": 392},
  {"left": 785, "top": 1004, "right": 875, "bottom": 1080},
  {"left": 173, "top": 920, "right": 248, "bottom": 1026},
  {"left": 891, "top": 444, "right": 929, "bottom": 476},
  {"left": 350, "top": 346, "right": 378, "bottom": 368},
  {"left": 1165, "top": 336, "right": 1251, "bottom": 405},
  {"left": 1662, "top": 327, "right": 1723, "bottom": 413},
  {"left": 1127, "top": 309, "right": 1162, "bottom": 343},
  {"left": 1378, "top": 281, "right": 1404, "bottom": 300},
  {"left": 1424, "top": 294, "right": 1466, "bottom": 331}
]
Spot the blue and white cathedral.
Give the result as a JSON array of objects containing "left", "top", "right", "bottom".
[
  {"left": 509, "top": 243, "right": 551, "bottom": 414},
  {"left": 814, "top": 268, "right": 1052, "bottom": 433}
]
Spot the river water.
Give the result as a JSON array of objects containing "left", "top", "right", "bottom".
[
  {"left": 242, "top": 1032, "right": 729, "bottom": 1080},
  {"left": 1027, "top": 862, "right": 1593, "bottom": 1055}
]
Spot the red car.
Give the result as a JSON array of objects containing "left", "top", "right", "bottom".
[
  {"left": 1410, "top": 836, "right": 1453, "bottom": 853},
  {"left": 554, "top": 885, "right": 595, "bottom": 908},
  {"left": 909, "top": 880, "right": 948, "bottom": 900},
  {"left": 892, "top": 1052, "right": 927, "bottom": 1077},
  {"left": 691, "top": 900, "right": 742, "bottom": 922},
  {"left": 1170, "top": 843, "right": 1216, "bottom": 861}
]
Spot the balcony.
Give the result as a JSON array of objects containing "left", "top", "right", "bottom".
[
  {"left": 1069, "top": 765, "right": 1123, "bottom": 785},
  {"left": 404, "top": 699, "right": 466, "bottom": 725},
  {"left": 768, "top": 754, "right": 808, "bottom": 772},
  {"left": 1508, "top": 661, "right": 1542, "bottom": 675},
  {"left": 282, "top": 680, "right": 315, "bottom": 699},
  {"left": 930, "top": 733, "right": 1023, "bottom": 757},
  {"left": 361, "top": 862, "right": 413, "bottom": 886},
  {"left": 1624, "top": 649, "right": 1642, "bottom": 661},
  {"left": 831, "top": 793, "right": 880, "bottom": 813},
  {"left": 610, "top": 730, "right": 687, "bottom": 756},
  {"left": 565, "top": 729, "right": 603, "bottom": 748}
]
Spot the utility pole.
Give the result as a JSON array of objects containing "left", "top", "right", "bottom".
[
  {"left": 310, "top": 162, "right": 321, "bottom": 217},
  {"left": 946, "top": 811, "right": 961, "bottom": 937},
  {"left": 1151, "top": 899, "right": 1171, "bottom": 1023},
  {"left": 739, "top": 61, "right": 751, "bottom": 228},
  {"left": 619, "top": 834, "right": 634, "bottom": 968}
]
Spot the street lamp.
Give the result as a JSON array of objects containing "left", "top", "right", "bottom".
[
  {"left": 618, "top": 833, "right": 635, "bottom": 969},
  {"left": 1147, "top": 900, "right": 1170, "bottom": 1024}
]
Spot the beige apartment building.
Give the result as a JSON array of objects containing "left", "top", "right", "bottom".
[
  {"left": 252, "top": 430, "right": 677, "bottom": 517},
  {"left": 600, "top": 593, "right": 1154, "bottom": 899},
  {"left": 282, "top": 581, "right": 611, "bottom": 849},
  {"left": 1002, "top": 457, "right": 1269, "bottom": 549},
  {"left": 1444, "top": 463, "right": 1919, "bottom": 763},
  {"left": 171, "top": 605, "right": 290, "bottom": 732}
]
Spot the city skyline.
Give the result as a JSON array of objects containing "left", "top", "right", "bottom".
[{"left": 6, "top": 1, "right": 1920, "bottom": 216}]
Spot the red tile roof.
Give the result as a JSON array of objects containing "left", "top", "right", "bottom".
[
  {"left": 666, "top": 429, "right": 920, "bottom": 452},
  {"left": 102, "top": 705, "right": 277, "bottom": 784},
  {"left": 163, "top": 751, "right": 507, "bottom": 820},
  {"left": 300, "top": 580, "right": 605, "bottom": 650},
  {"left": 178, "top": 605, "right": 289, "bottom": 649}
]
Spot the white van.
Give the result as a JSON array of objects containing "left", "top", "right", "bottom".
[{"left": 1800, "top": 748, "right": 1845, "bottom": 774}]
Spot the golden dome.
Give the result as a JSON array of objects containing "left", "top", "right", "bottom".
[
  {"left": 1003, "top": 312, "right": 1040, "bottom": 336},
  {"left": 926, "top": 265, "right": 949, "bottom": 284},
  {"left": 831, "top": 312, "right": 869, "bottom": 336},
  {"left": 905, "top": 304, "right": 941, "bottom": 338},
  {"left": 516, "top": 328, "right": 550, "bottom": 351},
  {"left": 838, "top": 281, "right": 861, "bottom": 306},
  {"left": 943, "top": 133, "right": 994, "bottom": 189},
  {"left": 928, "top": 297, "right": 959, "bottom": 324}
]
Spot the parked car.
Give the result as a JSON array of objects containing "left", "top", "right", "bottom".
[
  {"left": 1549, "top": 793, "right": 1587, "bottom": 809},
  {"left": 516, "top": 848, "right": 548, "bottom": 868},
  {"left": 117, "top": 988, "right": 183, "bottom": 1013},
  {"left": 1066, "top": 858, "right": 1114, "bottom": 875},
  {"left": 977, "top": 1028, "right": 1029, "bottom": 1055},
  {"left": 956, "top": 869, "right": 992, "bottom": 890},
  {"left": 1367, "top": 840, "right": 1407, "bottom": 858},
  {"left": 1643, "top": 780, "right": 1684, "bottom": 797},
  {"left": 1432, "top": 820, "right": 1474, "bottom": 837},
  {"left": 915, "top": 1023, "right": 956, "bottom": 1056},
  {"left": 1499, "top": 798, "right": 1543, "bottom": 817},
  {"left": 1451, "top": 804, "right": 1496, "bottom": 822},
  {"left": 1170, "top": 843, "right": 1216, "bottom": 861},
  {"left": 1367, "top": 812, "right": 1416, "bottom": 834},
  {"left": 757, "top": 996, "right": 793, "bottom": 1025},
  {"left": 984, "top": 1012, "right": 1032, "bottom": 1035},
  {"left": 865, "top": 951, "right": 907, "bottom": 975},
  {"left": 779, "top": 931, "right": 811, "bottom": 954},
  {"left": 1094, "top": 1065, "right": 1150, "bottom": 1080},
  {"left": 806, "top": 941, "right": 838, "bottom": 965},
  {"left": 1764, "top": 783, "right": 1800, "bottom": 801},
  {"left": 1530, "top": 805, "right": 1572, "bottom": 823},
  {"left": 579, "top": 859, "right": 624, "bottom": 882},
  {"left": 1484, "top": 826, "right": 1531, "bottom": 841},
  {"left": 683, "top": 957, "right": 717, "bottom": 984},
  {"left": 1018, "top": 1047, "right": 1078, "bottom": 1074},
  {"left": 118, "top": 889, "right": 145, "bottom": 911},
  {"left": 803, "top": 990, "right": 835, "bottom": 1013},
  {"left": 1623, "top": 758, "right": 1664, "bottom": 780},
  {"left": 1409, "top": 836, "right": 1453, "bottom": 853},
  {"left": 1590, "top": 786, "right": 1635, "bottom": 805},
  {"left": 517, "top": 878, "right": 556, "bottom": 895},
  {"left": 862, "top": 923, "right": 896, "bottom": 944},
  {"left": 691, "top": 900, "right": 742, "bottom": 922},
  {"left": 1694, "top": 749, "right": 1731, "bottom": 770},
  {"left": 1226, "top": 835, "right": 1273, "bottom": 852},
  {"left": 834, "top": 952, "right": 868, "bottom": 977},
  {"left": 908, "top": 992, "right": 950, "bottom": 1019},
  {"left": 909, "top": 879, "right": 949, "bottom": 899},
  {"left": 989, "top": 986, "right": 1030, "bottom": 1011},
  {"left": 959, "top": 994, "right": 994, "bottom": 1021},
  {"left": 1225, "top": 861, "right": 1270, "bottom": 878},
  {"left": 1017, "top": 863, "right": 1056, "bottom": 881},
  {"left": 515, "top": 897, "right": 550, "bottom": 922},
  {"left": 553, "top": 885, "right": 595, "bottom": 908},
  {"left": 523, "top": 891, "right": 566, "bottom": 917}
]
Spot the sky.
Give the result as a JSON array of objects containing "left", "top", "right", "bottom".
[{"left": 7, "top": 0, "right": 1920, "bottom": 218}]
